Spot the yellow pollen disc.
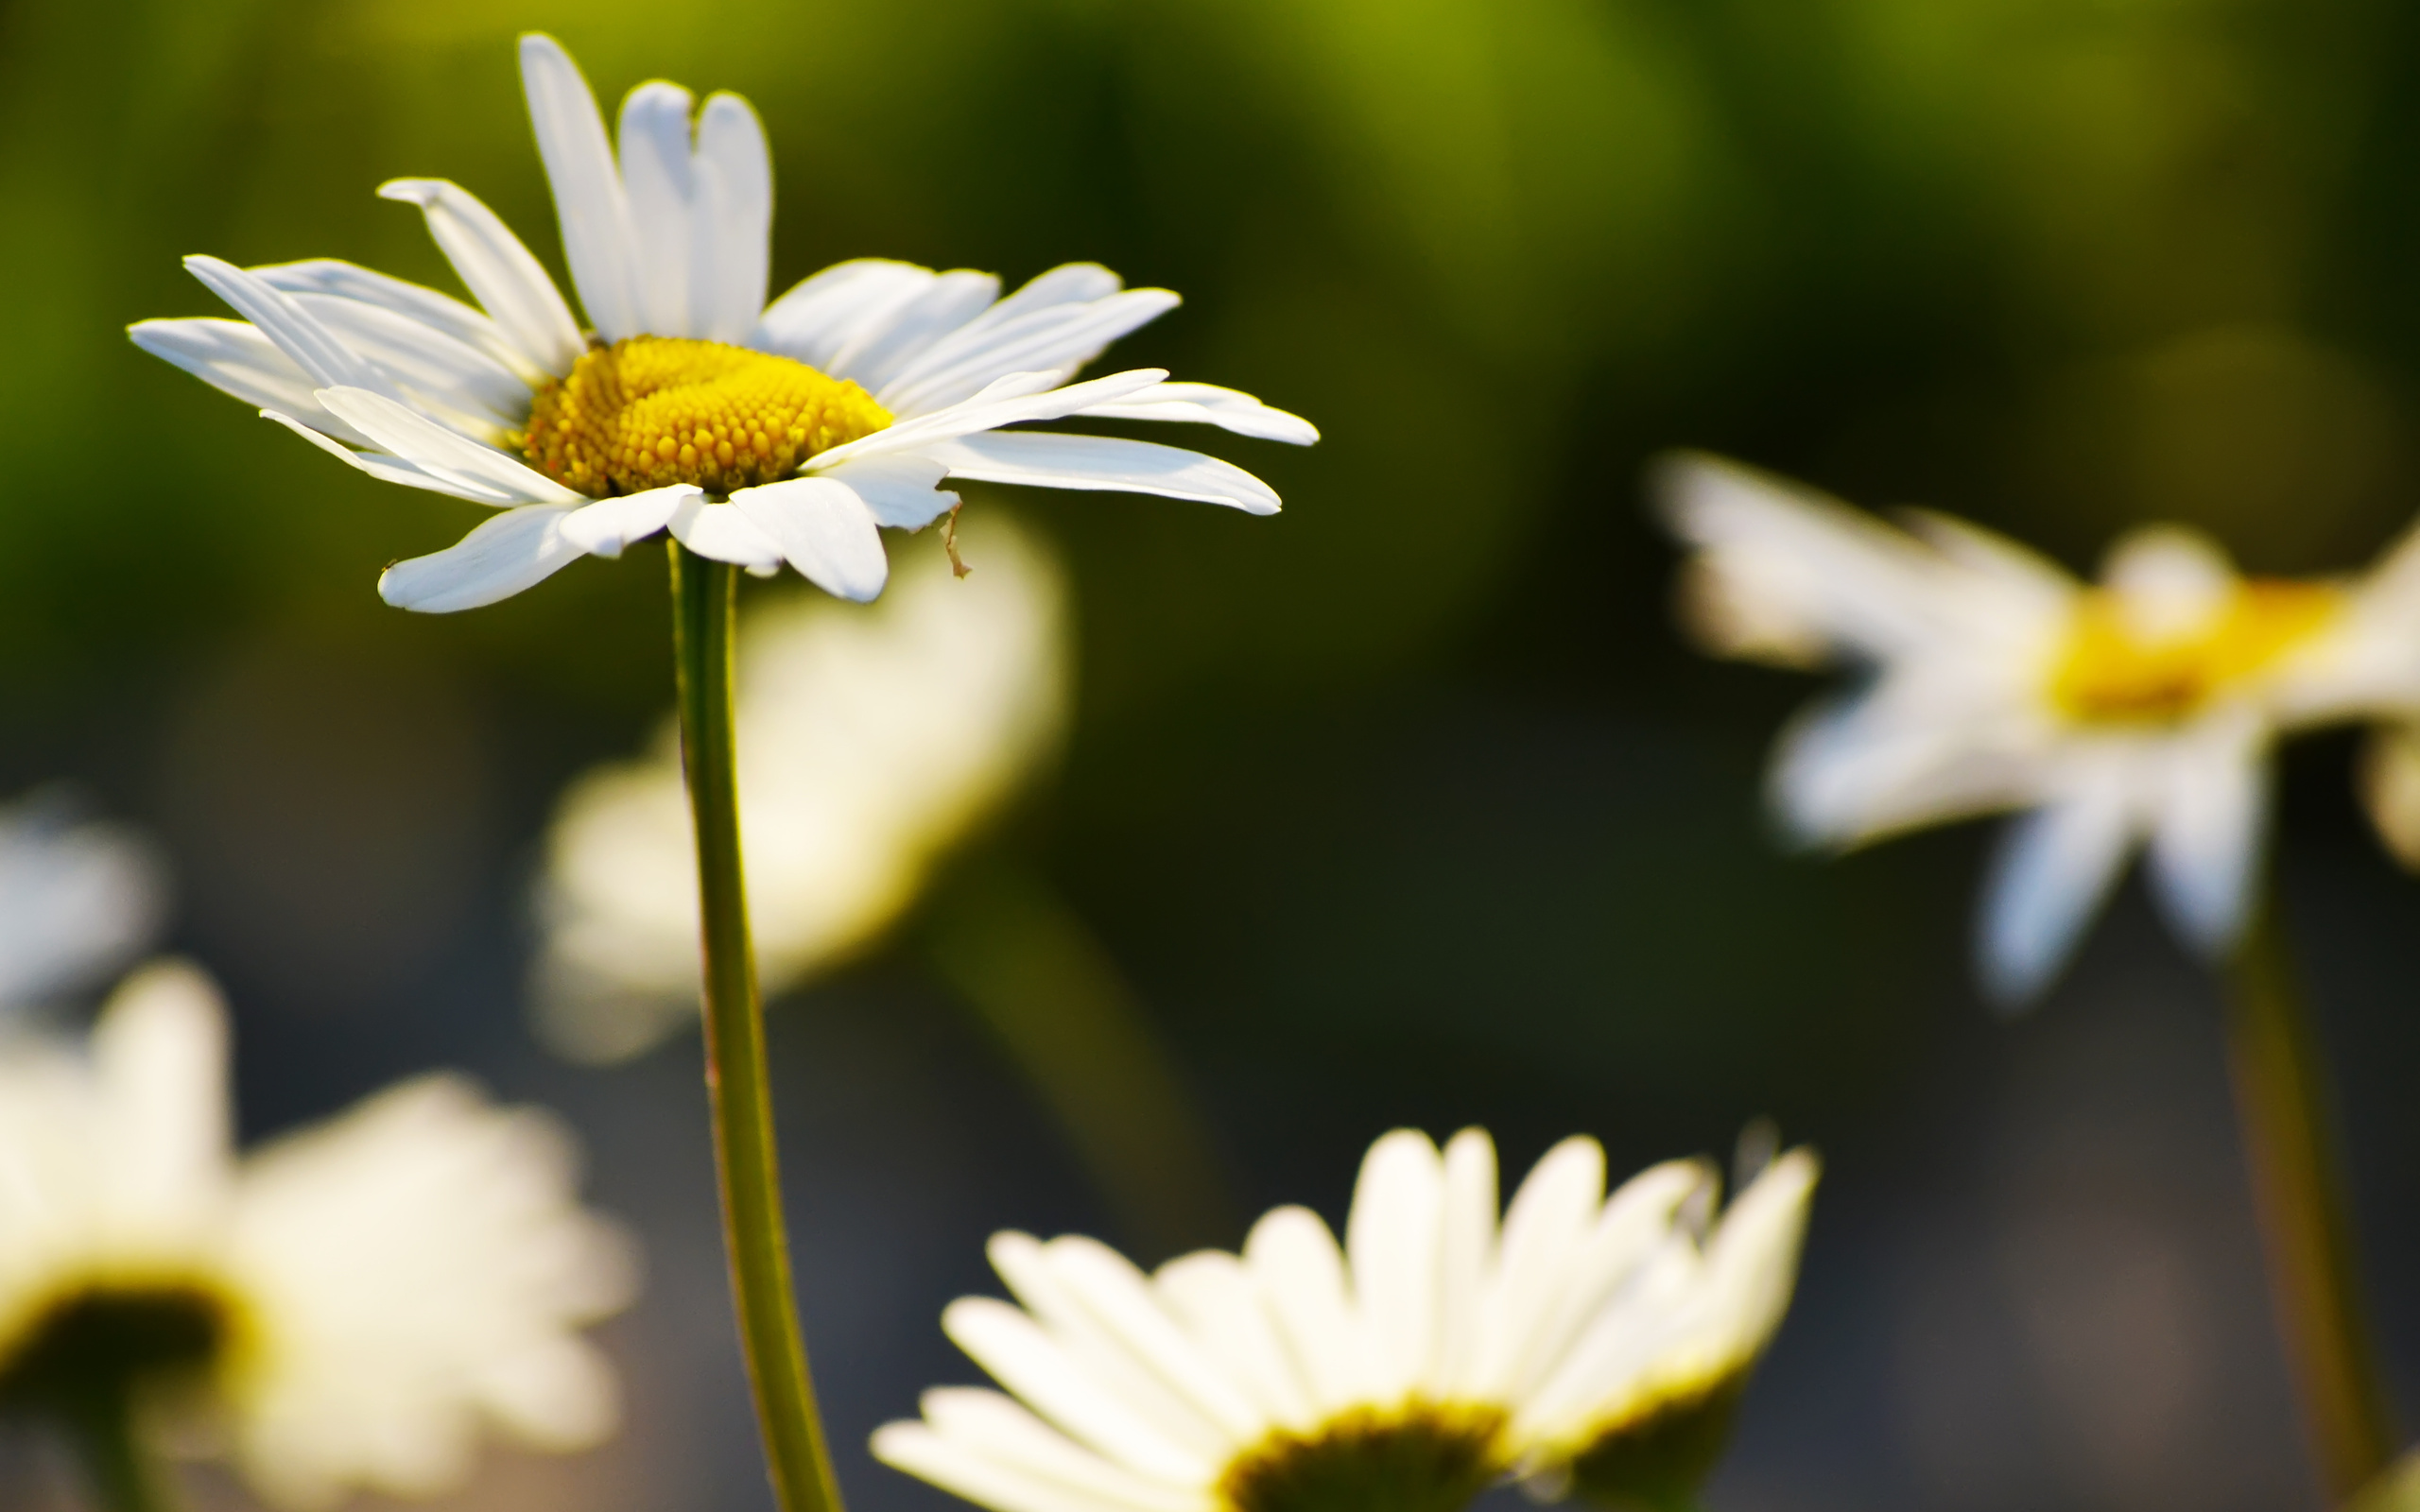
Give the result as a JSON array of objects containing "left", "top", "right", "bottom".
[
  {"left": 2047, "top": 581, "right": 2342, "bottom": 724},
  {"left": 518, "top": 337, "right": 892, "bottom": 496},
  {"left": 1216, "top": 1401, "right": 1508, "bottom": 1512}
]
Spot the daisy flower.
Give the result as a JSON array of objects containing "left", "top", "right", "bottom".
[
  {"left": 0, "top": 961, "right": 637, "bottom": 1509},
  {"left": 532, "top": 509, "right": 1066, "bottom": 1062},
  {"left": 873, "top": 1126, "right": 1817, "bottom": 1512},
  {"left": 0, "top": 788, "right": 166, "bottom": 1020},
  {"left": 1660, "top": 453, "right": 2420, "bottom": 1002},
  {"left": 130, "top": 33, "right": 1312, "bottom": 612}
]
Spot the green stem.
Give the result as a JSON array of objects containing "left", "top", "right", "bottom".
[
  {"left": 2224, "top": 901, "right": 2398, "bottom": 1500},
  {"left": 63, "top": 1384, "right": 176, "bottom": 1512},
  {"left": 670, "top": 542, "right": 844, "bottom": 1512}
]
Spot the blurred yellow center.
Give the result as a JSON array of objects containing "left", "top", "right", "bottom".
[
  {"left": 2047, "top": 583, "right": 2342, "bottom": 724},
  {"left": 1217, "top": 1402, "right": 1508, "bottom": 1512},
  {"left": 520, "top": 337, "right": 891, "bottom": 496}
]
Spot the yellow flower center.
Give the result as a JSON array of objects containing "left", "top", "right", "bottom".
[
  {"left": 1216, "top": 1401, "right": 1509, "bottom": 1512},
  {"left": 2047, "top": 581, "right": 2342, "bottom": 724},
  {"left": 0, "top": 1275, "right": 255, "bottom": 1410},
  {"left": 519, "top": 337, "right": 891, "bottom": 497}
]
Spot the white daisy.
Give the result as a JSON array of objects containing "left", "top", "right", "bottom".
[
  {"left": 532, "top": 509, "right": 1067, "bottom": 1062},
  {"left": 0, "top": 788, "right": 166, "bottom": 1020},
  {"left": 1660, "top": 453, "right": 2420, "bottom": 1002},
  {"left": 130, "top": 34, "right": 1312, "bottom": 613},
  {"left": 0, "top": 961, "right": 637, "bottom": 1509},
  {"left": 873, "top": 1126, "right": 1817, "bottom": 1512}
]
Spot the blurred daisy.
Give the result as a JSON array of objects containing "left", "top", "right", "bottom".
[
  {"left": 0, "top": 788, "right": 166, "bottom": 1020},
  {"left": 131, "top": 33, "right": 1312, "bottom": 613},
  {"left": 0, "top": 961, "right": 637, "bottom": 1509},
  {"left": 873, "top": 1125, "right": 1816, "bottom": 1512},
  {"left": 1661, "top": 453, "right": 2420, "bottom": 1002},
  {"left": 533, "top": 510, "right": 1066, "bottom": 1061}
]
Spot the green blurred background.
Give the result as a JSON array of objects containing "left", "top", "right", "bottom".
[{"left": 9, "top": 0, "right": 2420, "bottom": 1506}]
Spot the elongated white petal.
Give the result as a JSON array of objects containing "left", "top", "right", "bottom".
[
  {"left": 1076, "top": 383, "right": 1321, "bottom": 446},
  {"left": 818, "top": 453, "right": 959, "bottom": 530},
  {"left": 666, "top": 495, "right": 786, "bottom": 571},
  {"left": 616, "top": 81, "right": 698, "bottom": 338},
  {"left": 751, "top": 260, "right": 945, "bottom": 369},
  {"left": 1042, "top": 1237, "right": 1264, "bottom": 1443},
  {"left": 520, "top": 33, "right": 644, "bottom": 341},
  {"left": 877, "top": 289, "right": 1179, "bottom": 417},
  {"left": 807, "top": 369, "right": 1169, "bottom": 472},
  {"left": 318, "top": 387, "right": 581, "bottom": 505},
  {"left": 1243, "top": 1206, "right": 1365, "bottom": 1413},
  {"left": 1152, "top": 1252, "right": 1318, "bottom": 1433},
  {"left": 560, "top": 486, "right": 698, "bottom": 558},
  {"left": 376, "top": 180, "right": 586, "bottom": 376},
  {"left": 1347, "top": 1129, "right": 1444, "bottom": 1399},
  {"left": 928, "top": 432, "right": 1279, "bottom": 515},
  {"left": 93, "top": 963, "right": 233, "bottom": 1238},
  {"left": 184, "top": 256, "right": 392, "bottom": 396},
  {"left": 1525, "top": 1161, "right": 1711, "bottom": 1387},
  {"left": 917, "top": 1390, "right": 1206, "bottom": 1512},
  {"left": 1979, "top": 774, "right": 2141, "bottom": 1005},
  {"left": 260, "top": 409, "right": 516, "bottom": 504},
  {"left": 378, "top": 506, "right": 586, "bottom": 612},
  {"left": 828, "top": 271, "right": 1002, "bottom": 393},
  {"left": 873, "top": 1422, "right": 1164, "bottom": 1512},
  {"left": 693, "top": 93, "right": 771, "bottom": 341},
  {"left": 252, "top": 258, "right": 551, "bottom": 387},
  {"left": 289, "top": 293, "right": 527, "bottom": 436},
  {"left": 1434, "top": 1129, "right": 1497, "bottom": 1396},
  {"left": 132, "top": 318, "right": 368, "bottom": 443},
  {"left": 730, "top": 477, "right": 890, "bottom": 600},
  {"left": 1476, "top": 1136, "right": 1604, "bottom": 1398},
  {"left": 942, "top": 1298, "right": 1213, "bottom": 1483},
  {"left": 2146, "top": 716, "right": 2268, "bottom": 955}
]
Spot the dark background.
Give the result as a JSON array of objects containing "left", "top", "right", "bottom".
[{"left": 7, "top": 0, "right": 2420, "bottom": 1506}]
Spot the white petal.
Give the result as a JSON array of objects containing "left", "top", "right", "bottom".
[
  {"left": 827, "top": 271, "right": 1003, "bottom": 393},
  {"left": 1476, "top": 1137, "right": 1604, "bottom": 1399},
  {"left": 877, "top": 289, "right": 1179, "bottom": 417},
  {"left": 807, "top": 369, "right": 1170, "bottom": 472},
  {"left": 253, "top": 258, "right": 553, "bottom": 388},
  {"left": 318, "top": 387, "right": 581, "bottom": 504},
  {"left": 519, "top": 33, "right": 644, "bottom": 341},
  {"left": 130, "top": 318, "right": 367, "bottom": 443},
  {"left": 183, "top": 256, "right": 389, "bottom": 395},
  {"left": 378, "top": 506, "right": 586, "bottom": 613},
  {"left": 667, "top": 495, "right": 787, "bottom": 571},
  {"left": 942, "top": 1298, "right": 1214, "bottom": 1483},
  {"left": 289, "top": 292, "right": 527, "bottom": 436},
  {"left": 919, "top": 1390, "right": 1205, "bottom": 1512},
  {"left": 752, "top": 259, "right": 942, "bottom": 369},
  {"left": 1152, "top": 1253, "right": 1317, "bottom": 1433},
  {"left": 692, "top": 94, "right": 771, "bottom": 341},
  {"left": 927, "top": 432, "right": 1280, "bottom": 515},
  {"left": 1524, "top": 1161, "right": 1712, "bottom": 1387},
  {"left": 872, "top": 1421, "right": 1166, "bottom": 1512},
  {"left": 1242, "top": 1207, "right": 1365, "bottom": 1413},
  {"left": 1346, "top": 1129, "right": 1444, "bottom": 1399},
  {"left": 1041, "top": 1238, "right": 1264, "bottom": 1444},
  {"left": 1979, "top": 773, "right": 2142, "bottom": 1005},
  {"left": 93, "top": 962, "right": 233, "bottom": 1231},
  {"left": 2145, "top": 718, "right": 2269, "bottom": 955},
  {"left": 1075, "top": 383, "right": 1321, "bottom": 446},
  {"left": 729, "top": 477, "right": 890, "bottom": 600},
  {"left": 1434, "top": 1129, "right": 1497, "bottom": 1397},
  {"left": 375, "top": 180, "right": 586, "bottom": 376},
  {"left": 261, "top": 408, "right": 516, "bottom": 505},
  {"left": 560, "top": 486, "right": 699, "bottom": 558},
  {"left": 616, "top": 81, "right": 698, "bottom": 337},
  {"left": 818, "top": 453, "right": 959, "bottom": 529}
]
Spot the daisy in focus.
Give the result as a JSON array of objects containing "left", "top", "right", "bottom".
[
  {"left": 0, "top": 788, "right": 166, "bottom": 1022},
  {"left": 873, "top": 1126, "right": 1816, "bottom": 1512},
  {"left": 131, "top": 33, "right": 1312, "bottom": 612},
  {"left": 1661, "top": 454, "right": 2420, "bottom": 1001},
  {"left": 0, "top": 961, "right": 636, "bottom": 1509},
  {"left": 533, "top": 510, "right": 1067, "bottom": 1062}
]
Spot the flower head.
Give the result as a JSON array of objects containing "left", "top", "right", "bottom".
[
  {"left": 873, "top": 1126, "right": 1816, "bottom": 1512},
  {"left": 0, "top": 962, "right": 636, "bottom": 1508},
  {"left": 533, "top": 510, "right": 1067, "bottom": 1061},
  {"left": 1661, "top": 453, "right": 2420, "bottom": 1000},
  {"left": 132, "top": 34, "right": 1313, "bottom": 612}
]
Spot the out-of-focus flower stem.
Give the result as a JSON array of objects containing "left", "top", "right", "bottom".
[
  {"left": 671, "top": 542, "right": 844, "bottom": 1512},
  {"left": 66, "top": 1383, "right": 176, "bottom": 1512},
  {"left": 2225, "top": 901, "right": 2397, "bottom": 1501}
]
